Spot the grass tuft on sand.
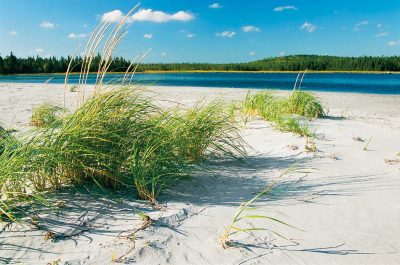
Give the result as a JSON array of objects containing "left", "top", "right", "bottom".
[
  {"left": 30, "top": 104, "right": 63, "bottom": 128},
  {"left": 238, "top": 90, "right": 324, "bottom": 137}
]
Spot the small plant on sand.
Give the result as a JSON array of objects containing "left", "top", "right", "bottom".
[
  {"left": 30, "top": 104, "right": 63, "bottom": 127},
  {"left": 363, "top": 136, "right": 373, "bottom": 151},
  {"left": 221, "top": 167, "right": 301, "bottom": 249},
  {"left": 70, "top": 84, "right": 78, "bottom": 92}
]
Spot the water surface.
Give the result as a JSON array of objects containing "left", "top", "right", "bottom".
[{"left": 1, "top": 72, "right": 399, "bottom": 94}]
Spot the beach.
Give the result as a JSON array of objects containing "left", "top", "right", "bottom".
[{"left": 1, "top": 83, "right": 400, "bottom": 264}]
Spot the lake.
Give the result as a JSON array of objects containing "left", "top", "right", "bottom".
[{"left": 1, "top": 72, "right": 399, "bottom": 94}]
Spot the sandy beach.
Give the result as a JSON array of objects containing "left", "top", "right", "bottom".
[{"left": 0, "top": 82, "right": 400, "bottom": 264}]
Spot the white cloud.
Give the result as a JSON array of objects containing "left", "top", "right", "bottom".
[
  {"left": 186, "top": 33, "right": 196, "bottom": 38},
  {"left": 68, "top": 33, "right": 87, "bottom": 39},
  {"left": 9, "top": 30, "right": 18, "bottom": 35},
  {"left": 143, "top": 33, "right": 153, "bottom": 39},
  {"left": 35, "top": 48, "right": 44, "bottom": 53},
  {"left": 209, "top": 3, "right": 222, "bottom": 9},
  {"left": 216, "top": 31, "right": 236, "bottom": 38},
  {"left": 102, "top": 9, "right": 194, "bottom": 23},
  {"left": 279, "top": 51, "right": 285, "bottom": 56},
  {"left": 375, "top": 32, "right": 389, "bottom": 37},
  {"left": 274, "top": 5, "right": 297, "bottom": 12},
  {"left": 249, "top": 51, "right": 256, "bottom": 56},
  {"left": 388, "top": 40, "right": 400, "bottom": 46},
  {"left": 300, "top": 22, "right": 317, "bottom": 33},
  {"left": 242, "top": 25, "right": 260, "bottom": 32},
  {"left": 130, "top": 9, "right": 194, "bottom": 23},
  {"left": 377, "top": 23, "right": 383, "bottom": 28},
  {"left": 354, "top": 20, "right": 369, "bottom": 31},
  {"left": 161, "top": 52, "right": 167, "bottom": 56},
  {"left": 40, "top": 21, "right": 55, "bottom": 29},
  {"left": 83, "top": 24, "right": 88, "bottom": 28},
  {"left": 101, "top": 10, "right": 124, "bottom": 22}
]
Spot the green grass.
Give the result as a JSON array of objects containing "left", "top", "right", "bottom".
[
  {"left": 287, "top": 91, "right": 325, "bottom": 119},
  {"left": 239, "top": 90, "right": 324, "bottom": 137},
  {"left": 70, "top": 85, "right": 78, "bottom": 92},
  {"left": 0, "top": 88, "right": 246, "bottom": 219},
  {"left": 30, "top": 104, "right": 63, "bottom": 128}
]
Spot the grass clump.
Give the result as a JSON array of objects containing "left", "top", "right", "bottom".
[
  {"left": 239, "top": 90, "right": 324, "bottom": 137},
  {"left": 288, "top": 91, "right": 325, "bottom": 119},
  {"left": 0, "top": 89, "right": 246, "bottom": 218},
  {"left": 168, "top": 102, "right": 245, "bottom": 162},
  {"left": 30, "top": 104, "right": 63, "bottom": 128}
]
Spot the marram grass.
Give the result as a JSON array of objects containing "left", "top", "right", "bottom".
[
  {"left": 0, "top": 88, "right": 246, "bottom": 219},
  {"left": 239, "top": 90, "right": 324, "bottom": 137},
  {"left": 30, "top": 103, "right": 63, "bottom": 128}
]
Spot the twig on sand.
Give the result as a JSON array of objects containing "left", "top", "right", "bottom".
[
  {"left": 352, "top": 134, "right": 365, "bottom": 142},
  {"left": 384, "top": 158, "right": 400, "bottom": 165},
  {"left": 113, "top": 212, "right": 153, "bottom": 263}
]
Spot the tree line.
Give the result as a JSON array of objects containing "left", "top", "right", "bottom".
[{"left": 0, "top": 53, "right": 399, "bottom": 74}]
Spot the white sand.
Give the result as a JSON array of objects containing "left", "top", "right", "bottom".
[{"left": 0, "top": 83, "right": 399, "bottom": 265}]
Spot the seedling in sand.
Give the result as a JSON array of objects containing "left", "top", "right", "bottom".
[
  {"left": 220, "top": 166, "right": 302, "bottom": 249},
  {"left": 363, "top": 136, "right": 373, "bottom": 151}
]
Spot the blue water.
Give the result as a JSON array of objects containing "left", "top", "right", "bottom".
[{"left": 1, "top": 72, "right": 400, "bottom": 94}]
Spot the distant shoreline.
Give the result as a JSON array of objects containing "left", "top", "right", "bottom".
[{"left": 1, "top": 70, "right": 399, "bottom": 76}]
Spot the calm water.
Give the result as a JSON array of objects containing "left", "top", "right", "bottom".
[{"left": 1, "top": 72, "right": 400, "bottom": 94}]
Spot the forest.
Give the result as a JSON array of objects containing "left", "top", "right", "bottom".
[{"left": 0, "top": 53, "right": 399, "bottom": 74}]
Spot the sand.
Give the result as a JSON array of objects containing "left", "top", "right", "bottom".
[{"left": 0, "top": 83, "right": 399, "bottom": 265}]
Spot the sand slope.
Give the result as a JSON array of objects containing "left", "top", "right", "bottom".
[{"left": 0, "top": 83, "right": 399, "bottom": 264}]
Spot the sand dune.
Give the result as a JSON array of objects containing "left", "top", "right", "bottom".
[{"left": 0, "top": 83, "right": 399, "bottom": 264}]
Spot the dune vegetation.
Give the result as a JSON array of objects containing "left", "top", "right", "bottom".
[
  {"left": 30, "top": 103, "right": 63, "bottom": 128},
  {"left": 232, "top": 88, "right": 324, "bottom": 137}
]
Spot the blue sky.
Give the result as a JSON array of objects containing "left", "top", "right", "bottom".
[{"left": 1, "top": 0, "right": 400, "bottom": 63}]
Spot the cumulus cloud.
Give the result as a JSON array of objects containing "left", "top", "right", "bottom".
[
  {"left": 101, "top": 10, "right": 124, "bottom": 22},
  {"left": 242, "top": 25, "right": 260, "bottom": 32},
  {"left": 216, "top": 31, "right": 236, "bottom": 38},
  {"left": 249, "top": 51, "right": 256, "bottom": 56},
  {"left": 300, "top": 22, "right": 317, "bottom": 33},
  {"left": 40, "top": 21, "right": 55, "bottom": 29},
  {"left": 68, "top": 33, "right": 87, "bottom": 39},
  {"left": 274, "top": 5, "right": 297, "bottom": 12},
  {"left": 209, "top": 3, "right": 222, "bottom": 9},
  {"left": 35, "top": 48, "right": 44, "bottom": 53},
  {"left": 186, "top": 33, "right": 196, "bottom": 38},
  {"left": 143, "top": 33, "right": 153, "bottom": 39},
  {"left": 388, "top": 40, "right": 400, "bottom": 46},
  {"left": 132, "top": 9, "right": 194, "bottom": 22},
  {"left": 9, "top": 30, "right": 18, "bottom": 35},
  {"left": 279, "top": 51, "right": 285, "bottom": 56},
  {"left": 101, "top": 9, "right": 194, "bottom": 23},
  {"left": 354, "top": 20, "right": 369, "bottom": 31}
]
